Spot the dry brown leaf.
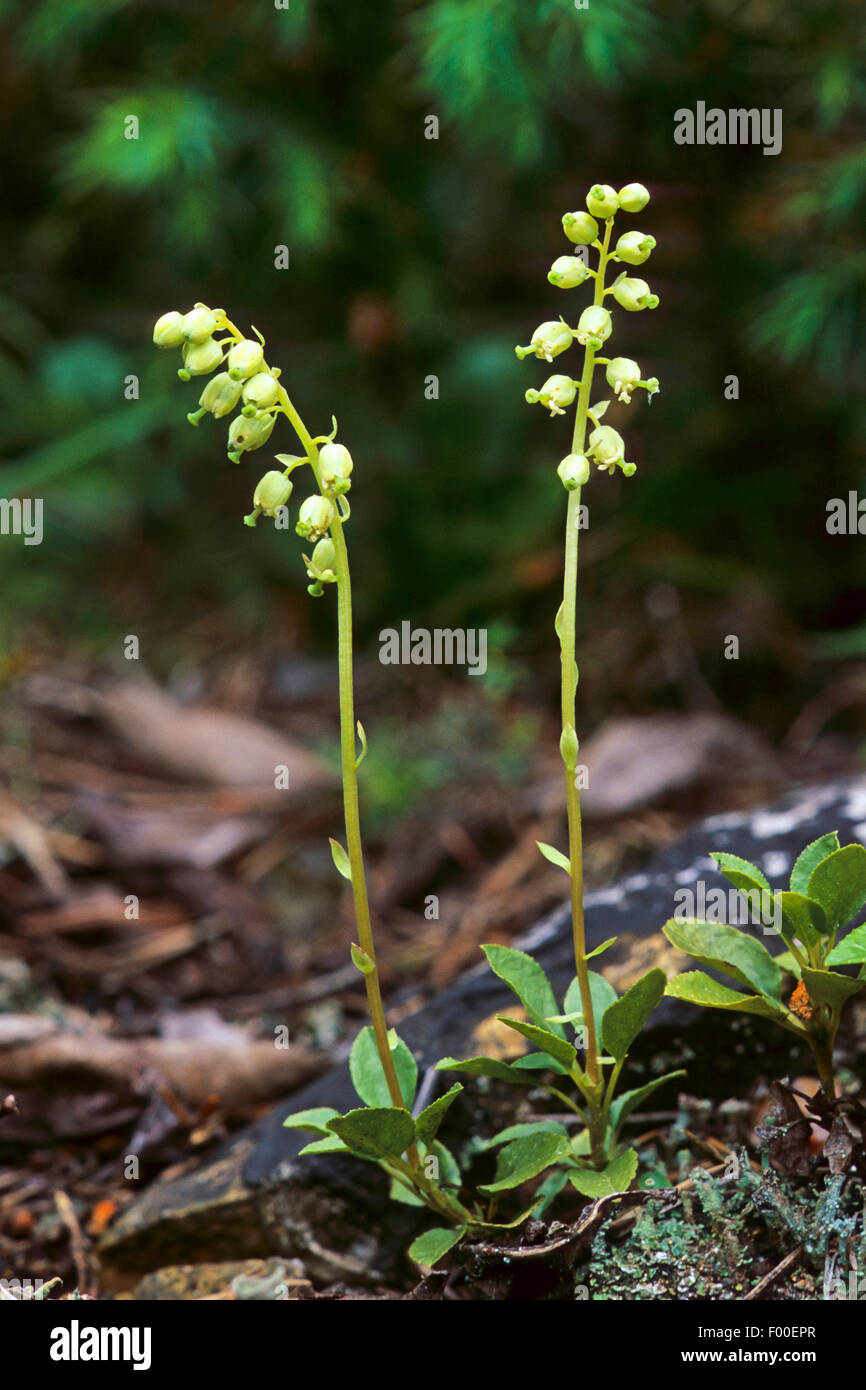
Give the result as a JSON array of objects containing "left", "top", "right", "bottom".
[{"left": 96, "top": 678, "right": 332, "bottom": 799}]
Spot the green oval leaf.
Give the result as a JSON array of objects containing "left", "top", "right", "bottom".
[
  {"left": 350, "top": 1025, "right": 417, "bottom": 1108},
  {"left": 601, "top": 968, "right": 666, "bottom": 1062},
  {"left": 710, "top": 851, "right": 770, "bottom": 894},
  {"left": 608, "top": 1071, "right": 686, "bottom": 1137},
  {"left": 790, "top": 832, "right": 840, "bottom": 894},
  {"left": 563, "top": 970, "right": 618, "bottom": 1027},
  {"left": 282, "top": 1106, "right": 340, "bottom": 1135},
  {"left": 414, "top": 1084, "right": 463, "bottom": 1147},
  {"left": 775, "top": 891, "right": 825, "bottom": 950},
  {"left": 569, "top": 1148, "right": 638, "bottom": 1198},
  {"left": 480, "top": 1130, "right": 573, "bottom": 1194},
  {"left": 481, "top": 944, "right": 564, "bottom": 1037},
  {"left": 665, "top": 970, "right": 787, "bottom": 1019},
  {"left": 800, "top": 966, "right": 866, "bottom": 1009},
  {"left": 807, "top": 845, "right": 866, "bottom": 930},
  {"left": 496, "top": 1015, "right": 577, "bottom": 1070},
  {"left": 661, "top": 918, "right": 781, "bottom": 1000},
  {"left": 476, "top": 1120, "right": 570, "bottom": 1152},
  {"left": 435, "top": 1054, "right": 539, "bottom": 1085},
  {"left": 327, "top": 1106, "right": 415, "bottom": 1161},
  {"left": 408, "top": 1226, "right": 466, "bottom": 1269},
  {"left": 827, "top": 923, "right": 866, "bottom": 966}
]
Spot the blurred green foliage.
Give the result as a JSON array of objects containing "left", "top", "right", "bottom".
[{"left": 0, "top": 0, "right": 865, "bottom": 733}]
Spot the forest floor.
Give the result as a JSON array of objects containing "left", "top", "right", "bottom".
[{"left": 0, "top": 645, "right": 860, "bottom": 1300}]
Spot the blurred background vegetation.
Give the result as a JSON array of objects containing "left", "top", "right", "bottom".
[{"left": 1, "top": 0, "right": 866, "bottom": 747}]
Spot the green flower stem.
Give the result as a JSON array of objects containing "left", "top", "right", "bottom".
[
  {"left": 215, "top": 314, "right": 419, "bottom": 1169},
  {"left": 560, "top": 217, "right": 613, "bottom": 1112},
  {"left": 274, "top": 384, "right": 412, "bottom": 1138}
]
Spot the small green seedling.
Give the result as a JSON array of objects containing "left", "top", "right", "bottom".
[
  {"left": 151, "top": 302, "right": 548, "bottom": 1267},
  {"left": 663, "top": 832, "right": 866, "bottom": 1100},
  {"left": 440, "top": 183, "right": 683, "bottom": 1194}
]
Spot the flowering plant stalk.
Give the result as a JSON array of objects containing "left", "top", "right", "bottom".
[
  {"left": 439, "top": 184, "right": 682, "bottom": 1198},
  {"left": 151, "top": 303, "right": 541, "bottom": 1268}
]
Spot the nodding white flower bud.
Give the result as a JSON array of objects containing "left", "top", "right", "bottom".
[
  {"left": 242, "top": 371, "right": 280, "bottom": 410},
  {"left": 153, "top": 311, "right": 186, "bottom": 349},
  {"left": 562, "top": 211, "right": 599, "bottom": 245},
  {"left": 618, "top": 183, "right": 650, "bottom": 213},
  {"left": 575, "top": 305, "right": 613, "bottom": 347},
  {"left": 557, "top": 453, "right": 591, "bottom": 490},
  {"left": 182, "top": 306, "right": 218, "bottom": 343},
  {"left": 227, "top": 409, "right": 276, "bottom": 460},
  {"left": 548, "top": 255, "right": 589, "bottom": 289},
  {"left": 605, "top": 357, "right": 642, "bottom": 403},
  {"left": 525, "top": 374, "right": 578, "bottom": 417},
  {"left": 308, "top": 537, "right": 337, "bottom": 583},
  {"left": 253, "top": 470, "right": 293, "bottom": 517},
  {"left": 615, "top": 231, "right": 655, "bottom": 266},
  {"left": 586, "top": 184, "right": 619, "bottom": 219},
  {"left": 588, "top": 424, "right": 625, "bottom": 472},
  {"left": 612, "top": 276, "right": 659, "bottom": 311},
  {"left": 296, "top": 495, "right": 336, "bottom": 541},
  {"left": 318, "top": 442, "right": 354, "bottom": 496},
  {"left": 227, "top": 339, "right": 265, "bottom": 380},
  {"left": 198, "top": 372, "right": 244, "bottom": 418},
  {"left": 179, "top": 337, "right": 224, "bottom": 378},
  {"left": 516, "top": 320, "right": 573, "bottom": 363}
]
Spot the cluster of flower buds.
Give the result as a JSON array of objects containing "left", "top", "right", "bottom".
[
  {"left": 153, "top": 303, "right": 283, "bottom": 465},
  {"left": 516, "top": 182, "right": 660, "bottom": 486},
  {"left": 153, "top": 302, "right": 357, "bottom": 597}
]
